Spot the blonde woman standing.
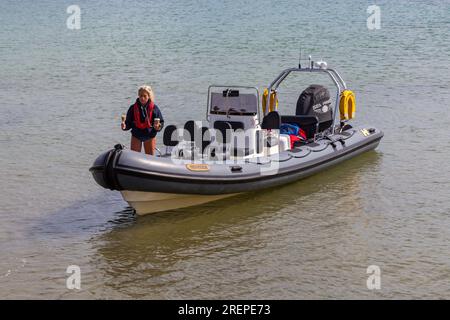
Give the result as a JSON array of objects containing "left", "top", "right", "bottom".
[{"left": 121, "top": 85, "right": 164, "bottom": 155}]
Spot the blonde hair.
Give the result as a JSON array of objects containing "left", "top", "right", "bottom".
[{"left": 138, "top": 85, "right": 155, "bottom": 102}]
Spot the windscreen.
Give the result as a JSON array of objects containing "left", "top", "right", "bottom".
[{"left": 209, "top": 87, "right": 258, "bottom": 115}]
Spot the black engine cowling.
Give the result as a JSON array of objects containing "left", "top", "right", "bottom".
[{"left": 296, "top": 85, "right": 333, "bottom": 130}]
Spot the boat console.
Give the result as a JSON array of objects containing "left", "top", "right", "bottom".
[{"left": 162, "top": 57, "right": 355, "bottom": 161}]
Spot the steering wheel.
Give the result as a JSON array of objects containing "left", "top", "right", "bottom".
[{"left": 226, "top": 107, "right": 237, "bottom": 118}]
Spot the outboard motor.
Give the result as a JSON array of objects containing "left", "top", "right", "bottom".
[{"left": 296, "top": 84, "right": 333, "bottom": 132}]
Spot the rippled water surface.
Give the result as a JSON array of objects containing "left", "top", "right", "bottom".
[{"left": 1, "top": 0, "right": 449, "bottom": 299}]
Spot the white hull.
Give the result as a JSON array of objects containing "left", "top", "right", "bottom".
[{"left": 120, "top": 190, "right": 237, "bottom": 215}]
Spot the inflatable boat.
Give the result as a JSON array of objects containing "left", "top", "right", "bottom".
[{"left": 90, "top": 59, "right": 383, "bottom": 215}]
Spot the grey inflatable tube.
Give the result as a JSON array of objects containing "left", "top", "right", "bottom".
[{"left": 89, "top": 127, "right": 383, "bottom": 195}]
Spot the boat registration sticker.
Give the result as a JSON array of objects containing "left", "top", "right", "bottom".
[
  {"left": 360, "top": 128, "right": 370, "bottom": 137},
  {"left": 186, "top": 164, "right": 210, "bottom": 172}
]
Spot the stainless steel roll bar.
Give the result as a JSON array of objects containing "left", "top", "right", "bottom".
[{"left": 265, "top": 64, "right": 348, "bottom": 134}]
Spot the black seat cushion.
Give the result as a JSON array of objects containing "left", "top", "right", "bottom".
[
  {"left": 183, "top": 121, "right": 212, "bottom": 153},
  {"left": 226, "top": 121, "right": 244, "bottom": 130},
  {"left": 163, "top": 125, "right": 179, "bottom": 147},
  {"left": 261, "top": 111, "right": 281, "bottom": 130},
  {"left": 183, "top": 120, "right": 196, "bottom": 141},
  {"left": 201, "top": 126, "right": 212, "bottom": 152},
  {"left": 280, "top": 115, "right": 319, "bottom": 139},
  {"left": 213, "top": 120, "right": 244, "bottom": 131},
  {"left": 213, "top": 121, "right": 233, "bottom": 143}
]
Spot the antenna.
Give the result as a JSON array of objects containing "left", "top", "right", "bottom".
[{"left": 299, "top": 47, "right": 302, "bottom": 69}]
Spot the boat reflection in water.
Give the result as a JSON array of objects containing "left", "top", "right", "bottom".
[{"left": 90, "top": 152, "right": 382, "bottom": 299}]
